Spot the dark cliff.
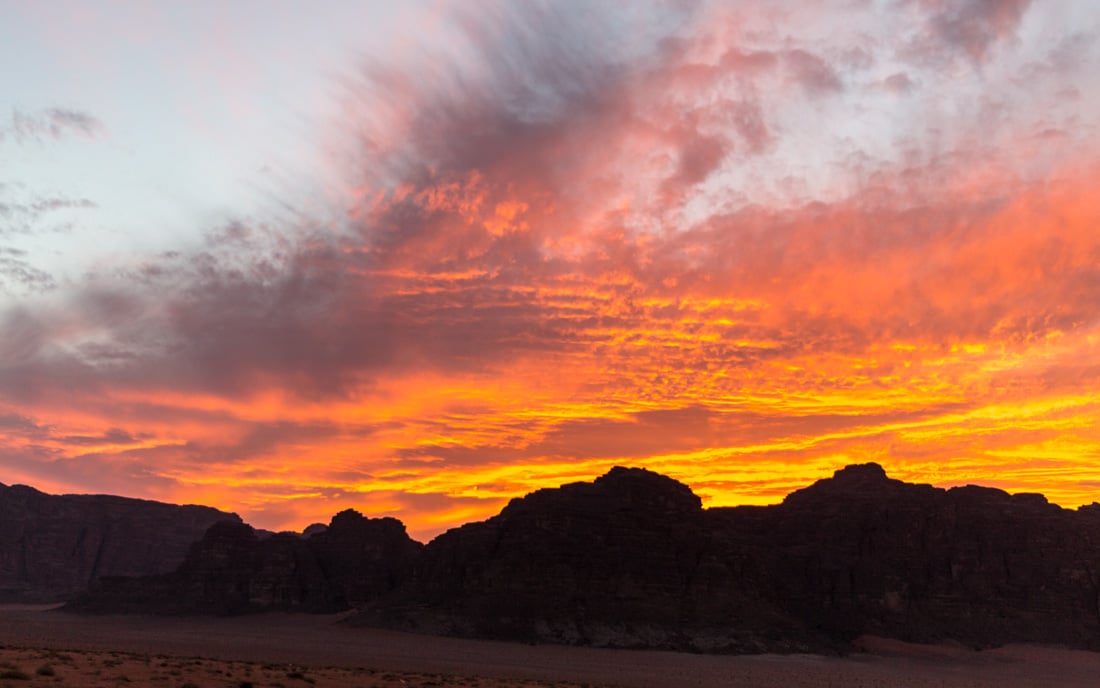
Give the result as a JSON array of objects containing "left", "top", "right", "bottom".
[
  {"left": 69, "top": 509, "right": 422, "bottom": 614},
  {"left": 353, "top": 467, "right": 816, "bottom": 651},
  {"left": 352, "top": 464, "right": 1100, "bottom": 653},
  {"left": 51, "top": 465, "right": 1100, "bottom": 654},
  {"left": 745, "top": 463, "right": 1100, "bottom": 649},
  {"left": 0, "top": 482, "right": 239, "bottom": 602}
]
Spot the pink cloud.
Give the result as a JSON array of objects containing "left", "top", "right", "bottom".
[{"left": 1, "top": 0, "right": 1098, "bottom": 536}]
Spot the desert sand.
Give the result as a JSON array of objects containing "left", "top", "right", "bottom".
[{"left": 1, "top": 605, "right": 1099, "bottom": 688}]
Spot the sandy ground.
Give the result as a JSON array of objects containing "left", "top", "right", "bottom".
[{"left": 1, "top": 606, "right": 1099, "bottom": 688}]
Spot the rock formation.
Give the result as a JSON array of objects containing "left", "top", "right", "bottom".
[
  {"left": 353, "top": 464, "right": 1100, "bottom": 653},
  {"left": 54, "top": 464, "right": 1100, "bottom": 654},
  {"left": 749, "top": 463, "right": 1100, "bottom": 649},
  {"left": 353, "top": 466, "right": 829, "bottom": 652},
  {"left": 0, "top": 482, "right": 239, "bottom": 602},
  {"left": 69, "top": 509, "right": 422, "bottom": 614}
]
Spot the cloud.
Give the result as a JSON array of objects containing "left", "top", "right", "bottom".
[
  {"left": 903, "top": 0, "right": 1033, "bottom": 65},
  {"left": 2, "top": 107, "right": 105, "bottom": 144},
  {"left": 0, "top": 248, "right": 56, "bottom": 294},
  {"left": 0, "top": 184, "right": 97, "bottom": 236},
  {"left": 881, "top": 72, "right": 915, "bottom": 94},
  {"left": 784, "top": 49, "right": 844, "bottom": 95},
  {"left": 925, "top": 0, "right": 1032, "bottom": 62},
  {"left": 0, "top": 410, "right": 51, "bottom": 439},
  {"left": 0, "top": 0, "right": 1098, "bottom": 536}
]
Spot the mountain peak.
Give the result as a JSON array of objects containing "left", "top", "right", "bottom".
[
  {"left": 782, "top": 462, "right": 896, "bottom": 506},
  {"left": 831, "top": 462, "right": 889, "bottom": 482},
  {"left": 594, "top": 465, "right": 702, "bottom": 512}
]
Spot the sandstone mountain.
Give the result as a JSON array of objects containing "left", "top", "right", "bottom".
[
  {"left": 353, "top": 464, "right": 1100, "bottom": 653},
  {"left": 69, "top": 509, "right": 422, "bottom": 614},
  {"left": 56, "top": 465, "right": 1100, "bottom": 654},
  {"left": 0, "top": 481, "right": 239, "bottom": 602}
]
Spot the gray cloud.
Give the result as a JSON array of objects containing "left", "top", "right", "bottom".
[
  {"left": 2, "top": 107, "right": 105, "bottom": 144},
  {"left": 903, "top": 0, "right": 1033, "bottom": 66},
  {"left": 784, "top": 49, "right": 844, "bottom": 95},
  {"left": 0, "top": 185, "right": 97, "bottom": 237},
  {"left": 0, "top": 248, "right": 56, "bottom": 295},
  {"left": 928, "top": 0, "right": 1032, "bottom": 62}
]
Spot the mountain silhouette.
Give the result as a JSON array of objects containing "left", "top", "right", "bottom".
[
  {"left": 0, "top": 481, "right": 238, "bottom": 602},
  {"left": 46, "top": 465, "right": 1100, "bottom": 652}
]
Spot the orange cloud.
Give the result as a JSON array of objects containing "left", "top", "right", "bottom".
[{"left": 2, "top": 0, "right": 1099, "bottom": 541}]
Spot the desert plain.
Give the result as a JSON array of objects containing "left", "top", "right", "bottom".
[{"left": 0, "top": 605, "right": 1098, "bottom": 688}]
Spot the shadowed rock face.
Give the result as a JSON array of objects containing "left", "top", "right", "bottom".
[
  {"left": 0, "top": 482, "right": 240, "bottom": 603},
  {"left": 69, "top": 509, "right": 422, "bottom": 615},
  {"left": 758, "top": 464, "right": 1100, "bottom": 649},
  {"left": 356, "top": 468, "right": 725, "bottom": 644},
  {"left": 354, "top": 464, "right": 1100, "bottom": 653},
  {"left": 50, "top": 464, "right": 1100, "bottom": 654},
  {"left": 354, "top": 466, "right": 827, "bottom": 652}
]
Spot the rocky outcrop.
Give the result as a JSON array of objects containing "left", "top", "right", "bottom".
[
  {"left": 746, "top": 463, "right": 1100, "bottom": 649},
  {"left": 353, "top": 467, "right": 827, "bottom": 652},
  {"left": 50, "top": 465, "right": 1100, "bottom": 654},
  {"left": 309, "top": 510, "right": 424, "bottom": 606},
  {"left": 352, "top": 464, "right": 1100, "bottom": 653},
  {"left": 69, "top": 509, "right": 422, "bottom": 615},
  {"left": 0, "top": 482, "right": 239, "bottom": 602}
]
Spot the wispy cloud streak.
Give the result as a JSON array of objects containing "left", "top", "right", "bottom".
[{"left": 2, "top": 108, "right": 105, "bottom": 144}]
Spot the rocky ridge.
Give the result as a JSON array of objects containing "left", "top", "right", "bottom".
[
  {"left": 46, "top": 465, "right": 1100, "bottom": 653},
  {"left": 353, "top": 464, "right": 1100, "bottom": 652},
  {"left": 0, "top": 482, "right": 239, "bottom": 602},
  {"left": 69, "top": 509, "right": 422, "bottom": 614}
]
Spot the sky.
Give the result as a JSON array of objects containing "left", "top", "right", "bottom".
[{"left": 2, "top": 0, "right": 1099, "bottom": 541}]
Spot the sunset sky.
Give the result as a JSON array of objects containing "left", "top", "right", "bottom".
[{"left": 2, "top": 0, "right": 1099, "bottom": 541}]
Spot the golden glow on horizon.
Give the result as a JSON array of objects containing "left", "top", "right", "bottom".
[{"left": 10, "top": 294, "right": 1100, "bottom": 541}]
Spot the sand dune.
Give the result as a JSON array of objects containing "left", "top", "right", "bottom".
[{"left": 1, "top": 606, "right": 1098, "bottom": 688}]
